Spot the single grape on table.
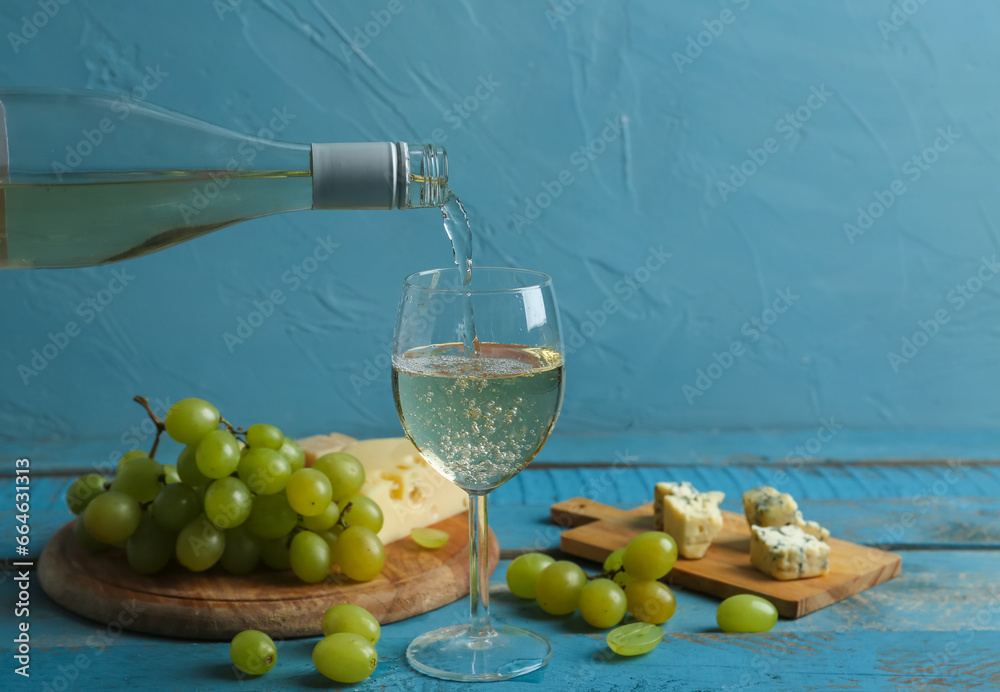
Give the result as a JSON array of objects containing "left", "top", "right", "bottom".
[
  {"left": 716, "top": 594, "right": 778, "bottom": 633},
  {"left": 606, "top": 622, "right": 664, "bottom": 656},
  {"left": 230, "top": 629, "right": 277, "bottom": 676},
  {"left": 312, "top": 632, "right": 377, "bottom": 683}
]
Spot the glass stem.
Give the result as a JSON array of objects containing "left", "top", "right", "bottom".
[{"left": 468, "top": 492, "right": 492, "bottom": 638}]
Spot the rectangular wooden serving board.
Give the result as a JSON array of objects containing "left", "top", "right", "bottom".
[{"left": 551, "top": 497, "right": 901, "bottom": 619}]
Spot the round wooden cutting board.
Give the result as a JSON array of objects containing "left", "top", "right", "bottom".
[{"left": 38, "top": 512, "right": 498, "bottom": 640}]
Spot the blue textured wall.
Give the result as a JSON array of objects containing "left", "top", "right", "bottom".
[{"left": 2, "top": 0, "right": 999, "bottom": 445}]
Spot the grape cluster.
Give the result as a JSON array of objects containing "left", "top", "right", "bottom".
[
  {"left": 64, "top": 397, "right": 386, "bottom": 584},
  {"left": 229, "top": 604, "right": 381, "bottom": 683},
  {"left": 507, "top": 530, "right": 679, "bottom": 648}
]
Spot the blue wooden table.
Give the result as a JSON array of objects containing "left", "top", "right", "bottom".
[{"left": 3, "top": 431, "right": 999, "bottom": 691}]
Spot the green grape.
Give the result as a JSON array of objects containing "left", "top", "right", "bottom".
[
  {"left": 612, "top": 569, "right": 635, "bottom": 590},
  {"left": 162, "top": 463, "right": 181, "bottom": 484},
  {"left": 535, "top": 560, "right": 587, "bottom": 615},
  {"left": 196, "top": 430, "right": 241, "bottom": 479},
  {"left": 258, "top": 535, "right": 292, "bottom": 570},
  {"left": 603, "top": 547, "right": 626, "bottom": 574},
  {"left": 312, "top": 632, "right": 377, "bottom": 684},
  {"left": 622, "top": 531, "right": 678, "bottom": 581},
  {"left": 151, "top": 482, "right": 202, "bottom": 532},
  {"left": 66, "top": 474, "right": 107, "bottom": 515},
  {"left": 176, "top": 444, "right": 211, "bottom": 487},
  {"left": 318, "top": 530, "right": 339, "bottom": 564},
  {"left": 245, "top": 492, "right": 298, "bottom": 539},
  {"left": 606, "top": 622, "right": 664, "bottom": 656},
  {"left": 176, "top": 514, "right": 225, "bottom": 571},
  {"left": 339, "top": 494, "right": 383, "bottom": 533},
  {"left": 74, "top": 517, "right": 108, "bottom": 553},
  {"left": 110, "top": 457, "right": 164, "bottom": 503},
  {"left": 312, "top": 452, "right": 365, "bottom": 502},
  {"left": 289, "top": 530, "right": 331, "bottom": 583},
  {"left": 83, "top": 490, "right": 142, "bottom": 544},
  {"left": 117, "top": 449, "right": 148, "bottom": 468},
  {"left": 321, "top": 604, "right": 381, "bottom": 644},
  {"left": 578, "top": 578, "right": 627, "bottom": 629},
  {"left": 336, "top": 526, "right": 385, "bottom": 582},
  {"left": 278, "top": 437, "right": 306, "bottom": 472},
  {"left": 625, "top": 579, "right": 677, "bottom": 625},
  {"left": 301, "top": 501, "right": 340, "bottom": 532},
  {"left": 410, "top": 527, "right": 450, "bottom": 549},
  {"left": 164, "top": 398, "right": 220, "bottom": 445},
  {"left": 220, "top": 525, "right": 261, "bottom": 575},
  {"left": 204, "top": 477, "right": 253, "bottom": 529},
  {"left": 126, "top": 512, "right": 175, "bottom": 574},
  {"left": 238, "top": 447, "right": 291, "bottom": 495},
  {"left": 246, "top": 423, "right": 284, "bottom": 450},
  {"left": 506, "top": 553, "right": 555, "bottom": 598},
  {"left": 716, "top": 594, "right": 778, "bottom": 633},
  {"left": 285, "top": 468, "right": 333, "bottom": 517},
  {"left": 230, "top": 630, "right": 277, "bottom": 676}
]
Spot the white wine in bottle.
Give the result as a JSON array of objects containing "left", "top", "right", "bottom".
[{"left": 0, "top": 88, "right": 450, "bottom": 269}]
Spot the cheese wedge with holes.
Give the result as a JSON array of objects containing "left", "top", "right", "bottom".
[
  {"left": 750, "top": 525, "right": 830, "bottom": 580},
  {"left": 654, "top": 481, "right": 725, "bottom": 559},
  {"left": 299, "top": 433, "right": 358, "bottom": 464},
  {"left": 341, "top": 438, "right": 468, "bottom": 545}
]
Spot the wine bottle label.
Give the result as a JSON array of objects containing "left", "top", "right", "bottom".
[{"left": 311, "top": 142, "right": 399, "bottom": 210}]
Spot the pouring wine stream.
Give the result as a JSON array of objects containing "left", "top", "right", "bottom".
[{"left": 442, "top": 197, "right": 480, "bottom": 357}]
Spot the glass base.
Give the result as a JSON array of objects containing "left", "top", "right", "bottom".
[{"left": 406, "top": 623, "right": 551, "bottom": 682}]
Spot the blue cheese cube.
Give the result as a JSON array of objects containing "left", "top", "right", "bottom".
[
  {"left": 742, "top": 486, "right": 799, "bottom": 527},
  {"left": 654, "top": 481, "right": 725, "bottom": 559},
  {"left": 750, "top": 525, "right": 831, "bottom": 580},
  {"left": 743, "top": 486, "right": 830, "bottom": 541}
]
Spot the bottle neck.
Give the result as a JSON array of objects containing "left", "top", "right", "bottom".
[{"left": 310, "top": 142, "right": 449, "bottom": 210}]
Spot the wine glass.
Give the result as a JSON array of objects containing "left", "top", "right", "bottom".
[{"left": 392, "top": 267, "right": 565, "bottom": 682}]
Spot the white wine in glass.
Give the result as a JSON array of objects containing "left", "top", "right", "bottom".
[{"left": 392, "top": 267, "right": 564, "bottom": 682}]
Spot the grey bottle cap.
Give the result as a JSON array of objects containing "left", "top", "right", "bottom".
[{"left": 311, "top": 142, "right": 401, "bottom": 210}]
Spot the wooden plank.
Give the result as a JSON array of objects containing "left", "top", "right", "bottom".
[
  {"left": 9, "top": 622, "right": 1000, "bottom": 691},
  {"left": 36, "top": 515, "right": 497, "bottom": 640},
  {"left": 9, "top": 549, "right": 1000, "bottom": 690},
  {"left": 553, "top": 498, "right": 900, "bottom": 619}
]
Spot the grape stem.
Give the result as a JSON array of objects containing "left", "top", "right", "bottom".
[{"left": 133, "top": 395, "right": 166, "bottom": 459}]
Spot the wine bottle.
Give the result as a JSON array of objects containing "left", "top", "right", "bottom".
[{"left": 0, "top": 88, "right": 450, "bottom": 269}]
